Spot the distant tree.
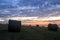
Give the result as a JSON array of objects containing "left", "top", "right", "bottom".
[
  {"left": 48, "top": 24, "right": 59, "bottom": 31},
  {"left": 36, "top": 25, "right": 39, "bottom": 27}
]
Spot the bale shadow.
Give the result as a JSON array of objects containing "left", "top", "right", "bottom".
[{"left": 0, "top": 30, "right": 8, "bottom": 33}]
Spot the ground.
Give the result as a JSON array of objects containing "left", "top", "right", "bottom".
[{"left": 0, "top": 24, "right": 60, "bottom": 40}]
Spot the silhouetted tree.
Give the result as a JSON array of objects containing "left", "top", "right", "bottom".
[
  {"left": 48, "top": 24, "right": 59, "bottom": 31},
  {"left": 36, "top": 25, "right": 39, "bottom": 27}
]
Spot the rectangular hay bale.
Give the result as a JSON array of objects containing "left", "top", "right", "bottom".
[{"left": 8, "top": 20, "right": 21, "bottom": 32}]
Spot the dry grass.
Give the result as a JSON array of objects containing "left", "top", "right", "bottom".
[{"left": 0, "top": 24, "right": 60, "bottom": 40}]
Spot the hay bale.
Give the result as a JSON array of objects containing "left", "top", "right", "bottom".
[
  {"left": 48, "top": 24, "right": 59, "bottom": 31},
  {"left": 8, "top": 20, "right": 21, "bottom": 32}
]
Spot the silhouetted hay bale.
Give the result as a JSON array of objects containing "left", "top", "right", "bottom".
[
  {"left": 8, "top": 20, "right": 21, "bottom": 32},
  {"left": 48, "top": 24, "right": 59, "bottom": 31}
]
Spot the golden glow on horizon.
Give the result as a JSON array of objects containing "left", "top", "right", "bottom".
[
  {"left": 0, "top": 16, "right": 60, "bottom": 26},
  {"left": 9, "top": 16, "right": 60, "bottom": 26},
  {"left": 22, "top": 21, "right": 60, "bottom": 26}
]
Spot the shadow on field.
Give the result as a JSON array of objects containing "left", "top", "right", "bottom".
[
  {"left": 0, "top": 30, "right": 8, "bottom": 33},
  {"left": 0, "top": 23, "right": 60, "bottom": 40}
]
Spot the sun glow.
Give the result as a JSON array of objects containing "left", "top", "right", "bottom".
[
  {"left": 0, "top": 16, "right": 60, "bottom": 26},
  {"left": 22, "top": 21, "right": 60, "bottom": 26}
]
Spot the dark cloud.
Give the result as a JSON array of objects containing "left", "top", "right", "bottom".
[{"left": 0, "top": 0, "right": 60, "bottom": 23}]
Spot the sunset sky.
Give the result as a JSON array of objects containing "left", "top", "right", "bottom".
[{"left": 0, "top": 0, "right": 60, "bottom": 26}]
